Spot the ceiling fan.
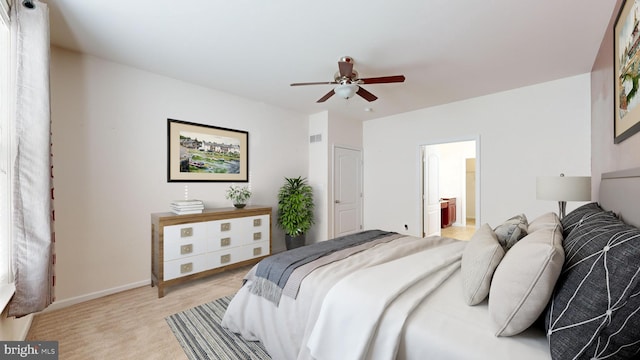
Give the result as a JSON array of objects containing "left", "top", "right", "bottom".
[{"left": 290, "top": 56, "right": 406, "bottom": 103}]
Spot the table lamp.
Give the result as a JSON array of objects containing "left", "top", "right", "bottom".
[{"left": 536, "top": 174, "right": 591, "bottom": 219}]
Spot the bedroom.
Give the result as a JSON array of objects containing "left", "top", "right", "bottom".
[{"left": 2, "top": 0, "right": 640, "bottom": 358}]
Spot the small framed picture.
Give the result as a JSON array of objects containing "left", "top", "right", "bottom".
[{"left": 167, "top": 119, "right": 248, "bottom": 182}]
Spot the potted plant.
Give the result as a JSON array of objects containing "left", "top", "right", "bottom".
[
  {"left": 277, "top": 176, "right": 314, "bottom": 250},
  {"left": 226, "top": 184, "right": 251, "bottom": 208}
]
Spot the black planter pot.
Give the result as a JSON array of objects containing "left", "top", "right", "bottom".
[{"left": 285, "top": 234, "right": 306, "bottom": 250}]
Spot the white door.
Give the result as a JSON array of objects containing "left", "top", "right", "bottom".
[
  {"left": 423, "top": 149, "right": 441, "bottom": 237},
  {"left": 334, "top": 147, "right": 362, "bottom": 237}
]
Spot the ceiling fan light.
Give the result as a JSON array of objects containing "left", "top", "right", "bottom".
[{"left": 334, "top": 84, "right": 359, "bottom": 99}]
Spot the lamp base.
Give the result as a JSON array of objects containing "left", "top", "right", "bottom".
[{"left": 558, "top": 201, "right": 567, "bottom": 220}]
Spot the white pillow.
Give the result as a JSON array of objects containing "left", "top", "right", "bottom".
[
  {"left": 489, "top": 224, "right": 564, "bottom": 336},
  {"left": 528, "top": 212, "right": 561, "bottom": 234},
  {"left": 461, "top": 224, "right": 505, "bottom": 305}
]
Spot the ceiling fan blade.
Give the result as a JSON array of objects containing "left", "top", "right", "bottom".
[
  {"left": 356, "top": 87, "right": 378, "bottom": 102},
  {"left": 358, "top": 75, "right": 406, "bottom": 84},
  {"left": 338, "top": 61, "right": 354, "bottom": 78},
  {"left": 317, "top": 89, "right": 335, "bottom": 103},
  {"left": 291, "top": 81, "right": 338, "bottom": 86}
]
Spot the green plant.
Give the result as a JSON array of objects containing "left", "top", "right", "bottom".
[
  {"left": 277, "top": 176, "right": 314, "bottom": 237},
  {"left": 225, "top": 184, "right": 251, "bottom": 204}
]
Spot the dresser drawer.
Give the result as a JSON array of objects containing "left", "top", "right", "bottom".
[
  {"left": 164, "top": 254, "right": 207, "bottom": 280},
  {"left": 242, "top": 215, "right": 270, "bottom": 245},
  {"left": 240, "top": 240, "right": 270, "bottom": 259},
  {"left": 164, "top": 222, "right": 207, "bottom": 242},
  {"left": 163, "top": 237, "right": 206, "bottom": 261},
  {"left": 207, "top": 215, "right": 270, "bottom": 251},
  {"left": 203, "top": 240, "right": 269, "bottom": 270}
]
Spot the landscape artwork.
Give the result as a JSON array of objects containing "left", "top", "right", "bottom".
[
  {"left": 615, "top": 0, "right": 640, "bottom": 143},
  {"left": 167, "top": 119, "right": 248, "bottom": 182}
]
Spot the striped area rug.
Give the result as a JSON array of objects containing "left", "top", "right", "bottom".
[{"left": 166, "top": 295, "right": 271, "bottom": 360}]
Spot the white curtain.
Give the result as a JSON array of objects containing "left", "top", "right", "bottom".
[{"left": 8, "top": 0, "right": 55, "bottom": 317}]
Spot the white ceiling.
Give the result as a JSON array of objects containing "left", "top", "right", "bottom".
[{"left": 45, "top": 0, "right": 617, "bottom": 121}]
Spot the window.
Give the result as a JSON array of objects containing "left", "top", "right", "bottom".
[{"left": 0, "top": 0, "right": 15, "bottom": 307}]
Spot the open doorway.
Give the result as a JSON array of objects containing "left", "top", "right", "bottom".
[{"left": 421, "top": 139, "right": 479, "bottom": 240}]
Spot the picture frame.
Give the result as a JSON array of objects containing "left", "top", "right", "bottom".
[
  {"left": 614, "top": 0, "right": 640, "bottom": 144},
  {"left": 167, "top": 119, "right": 249, "bottom": 182}
]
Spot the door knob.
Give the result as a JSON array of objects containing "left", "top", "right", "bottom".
[{"left": 335, "top": 200, "right": 340, "bottom": 203}]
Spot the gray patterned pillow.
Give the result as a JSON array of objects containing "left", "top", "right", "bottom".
[
  {"left": 493, "top": 214, "right": 528, "bottom": 250},
  {"left": 560, "top": 202, "right": 612, "bottom": 238},
  {"left": 545, "top": 211, "right": 640, "bottom": 359}
]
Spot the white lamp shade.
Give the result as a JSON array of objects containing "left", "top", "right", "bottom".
[
  {"left": 334, "top": 83, "right": 359, "bottom": 99},
  {"left": 536, "top": 176, "right": 591, "bottom": 201}
]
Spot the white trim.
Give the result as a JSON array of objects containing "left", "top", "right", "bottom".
[
  {"left": 0, "top": 2, "right": 13, "bottom": 293},
  {"left": 0, "top": 281, "right": 15, "bottom": 312},
  {"left": 43, "top": 280, "right": 151, "bottom": 312},
  {"left": 18, "top": 314, "right": 33, "bottom": 340},
  {"left": 0, "top": 0, "right": 9, "bottom": 27}
]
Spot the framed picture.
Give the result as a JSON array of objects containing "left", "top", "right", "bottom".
[
  {"left": 614, "top": 0, "right": 640, "bottom": 143},
  {"left": 167, "top": 119, "right": 248, "bottom": 182}
]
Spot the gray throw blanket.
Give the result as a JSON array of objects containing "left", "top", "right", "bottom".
[{"left": 251, "top": 230, "right": 396, "bottom": 303}]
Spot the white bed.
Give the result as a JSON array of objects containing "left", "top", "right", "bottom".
[{"left": 222, "top": 168, "right": 640, "bottom": 360}]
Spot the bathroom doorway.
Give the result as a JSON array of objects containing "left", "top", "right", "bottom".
[{"left": 421, "top": 139, "right": 479, "bottom": 240}]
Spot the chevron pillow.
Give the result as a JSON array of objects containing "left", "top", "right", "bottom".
[{"left": 545, "top": 210, "right": 640, "bottom": 359}]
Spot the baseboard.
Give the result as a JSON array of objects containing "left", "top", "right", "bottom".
[
  {"left": 0, "top": 311, "right": 33, "bottom": 341},
  {"left": 44, "top": 280, "right": 150, "bottom": 313},
  {"left": 18, "top": 314, "right": 33, "bottom": 340}
]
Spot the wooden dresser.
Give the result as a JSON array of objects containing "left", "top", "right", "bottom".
[
  {"left": 151, "top": 206, "right": 272, "bottom": 297},
  {"left": 440, "top": 198, "right": 456, "bottom": 228}
]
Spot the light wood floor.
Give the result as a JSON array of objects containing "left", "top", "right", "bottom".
[
  {"left": 441, "top": 218, "right": 477, "bottom": 240},
  {"left": 26, "top": 266, "right": 251, "bottom": 360}
]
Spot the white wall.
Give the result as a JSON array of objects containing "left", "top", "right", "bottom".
[
  {"left": 307, "top": 111, "right": 329, "bottom": 244},
  {"left": 363, "top": 74, "right": 592, "bottom": 235},
  {"left": 49, "top": 47, "right": 308, "bottom": 306}
]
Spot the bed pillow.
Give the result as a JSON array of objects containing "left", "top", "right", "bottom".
[
  {"left": 559, "top": 202, "right": 611, "bottom": 238},
  {"left": 493, "top": 214, "right": 528, "bottom": 250},
  {"left": 461, "top": 224, "right": 505, "bottom": 305},
  {"left": 528, "top": 212, "right": 561, "bottom": 234},
  {"left": 545, "top": 213, "right": 640, "bottom": 359},
  {"left": 489, "top": 224, "right": 564, "bottom": 337}
]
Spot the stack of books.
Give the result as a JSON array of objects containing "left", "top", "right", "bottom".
[{"left": 170, "top": 199, "right": 204, "bottom": 215}]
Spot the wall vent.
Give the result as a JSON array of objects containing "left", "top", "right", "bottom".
[{"left": 310, "top": 134, "right": 322, "bottom": 143}]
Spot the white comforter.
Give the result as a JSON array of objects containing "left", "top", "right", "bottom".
[
  {"left": 221, "top": 235, "right": 551, "bottom": 360},
  {"left": 307, "top": 240, "right": 464, "bottom": 360}
]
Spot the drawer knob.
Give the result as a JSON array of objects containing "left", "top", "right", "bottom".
[
  {"left": 253, "top": 218, "right": 262, "bottom": 227},
  {"left": 180, "top": 262, "right": 193, "bottom": 274},
  {"left": 253, "top": 232, "right": 262, "bottom": 241},
  {"left": 180, "top": 244, "right": 193, "bottom": 255},
  {"left": 220, "top": 237, "right": 231, "bottom": 247},
  {"left": 221, "top": 254, "right": 231, "bottom": 264},
  {"left": 221, "top": 223, "right": 231, "bottom": 231},
  {"left": 253, "top": 247, "right": 262, "bottom": 256},
  {"left": 180, "top": 227, "right": 193, "bottom": 237}
]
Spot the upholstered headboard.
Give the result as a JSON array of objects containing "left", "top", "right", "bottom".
[{"left": 599, "top": 167, "right": 640, "bottom": 228}]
